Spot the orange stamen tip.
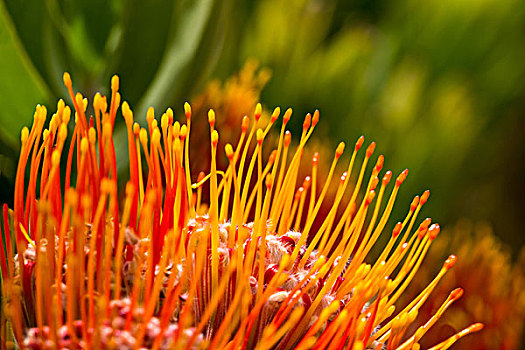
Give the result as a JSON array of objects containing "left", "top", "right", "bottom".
[
  {"left": 283, "top": 108, "right": 292, "bottom": 124},
  {"left": 445, "top": 255, "right": 457, "bottom": 269},
  {"left": 410, "top": 196, "right": 420, "bottom": 211},
  {"left": 303, "top": 113, "right": 312, "bottom": 132},
  {"left": 396, "top": 169, "right": 409, "bottom": 186},
  {"left": 197, "top": 172, "right": 206, "bottom": 182},
  {"left": 382, "top": 170, "right": 392, "bottom": 185},
  {"left": 225, "top": 143, "right": 234, "bottom": 160},
  {"left": 111, "top": 75, "right": 119, "bottom": 91},
  {"left": 184, "top": 102, "right": 192, "bottom": 119},
  {"left": 256, "top": 129, "right": 264, "bottom": 145},
  {"left": 266, "top": 174, "right": 274, "bottom": 189},
  {"left": 366, "top": 142, "right": 376, "bottom": 157},
  {"left": 428, "top": 223, "right": 440, "bottom": 240},
  {"left": 450, "top": 287, "right": 464, "bottom": 301},
  {"left": 355, "top": 136, "right": 365, "bottom": 151},
  {"left": 335, "top": 142, "right": 345, "bottom": 158},
  {"left": 312, "top": 109, "right": 319, "bottom": 124},
  {"left": 255, "top": 103, "right": 262, "bottom": 120},
  {"left": 269, "top": 150, "right": 277, "bottom": 164},
  {"left": 295, "top": 188, "right": 304, "bottom": 200},
  {"left": 211, "top": 130, "right": 219, "bottom": 147},
  {"left": 470, "top": 323, "right": 484, "bottom": 332},
  {"left": 133, "top": 122, "right": 140, "bottom": 136},
  {"left": 370, "top": 176, "right": 379, "bottom": 191},
  {"left": 375, "top": 155, "right": 384, "bottom": 173},
  {"left": 303, "top": 176, "right": 311, "bottom": 189},
  {"left": 208, "top": 109, "right": 216, "bottom": 128},
  {"left": 392, "top": 222, "right": 403, "bottom": 238},
  {"left": 271, "top": 107, "right": 280, "bottom": 122},
  {"left": 419, "top": 218, "right": 431, "bottom": 231},
  {"left": 242, "top": 116, "right": 250, "bottom": 132},
  {"left": 63, "top": 72, "right": 72, "bottom": 88},
  {"left": 312, "top": 152, "right": 320, "bottom": 165},
  {"left": 420, "top": 190, "right": 430, "bottom": 205},
  {"left": 366, "top": 190, "right": 376, "bottom": 205},
  {"left": 284, "top": 131, "right": 292, "bottom": 146}
]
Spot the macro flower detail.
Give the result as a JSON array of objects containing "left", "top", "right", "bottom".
[
  {"left": 403, "top": 222, "right": 525, "bottom": 349},
  {"left": 0, "top": 74, "right": 482, "bottom": 349}
]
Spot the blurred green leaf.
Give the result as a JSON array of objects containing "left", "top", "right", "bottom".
[
  {"left": 0, "top": 1, "right": 52, "bottom": 146},
  {"left": 134, "top": 0, "right": 229, "bottom": 118}
]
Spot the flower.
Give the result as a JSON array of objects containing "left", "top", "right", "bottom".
[
  {"left": 402, "top": 221, "right": 525, "bottom": 349},
  {"left": 0, "top": 73, "right": 482, "bottom": 349}
]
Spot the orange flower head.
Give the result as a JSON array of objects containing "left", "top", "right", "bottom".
[{"left": 0, "top": 74, "right": 483, "bottom": 349}]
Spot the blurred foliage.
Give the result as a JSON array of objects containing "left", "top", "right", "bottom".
[
  {"left": 215, "top": 0, "right": 525, "bottom": 254},
  {"left": 0, "top": 0, "right": 524, "bottom": 255}
]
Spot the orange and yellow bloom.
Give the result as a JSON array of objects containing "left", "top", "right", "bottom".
[{"left": 0, "top": 74, "right": 482, "bottom": 349}]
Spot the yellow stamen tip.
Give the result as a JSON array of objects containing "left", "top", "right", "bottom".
[
  {"left": 336, "top": 142, "right": 345, "bottom": 158},
  {"left": 256, "top": 128, "right": 264, "bottom": 144},
  {"left": 225, "top": 143, "right": 234, "bottom": 159},
  {"left": 211, "top": 130, "right": 219, "bottom": 147},
  {"left": 180, "top": 124, "right": 188, "bottom": 139},
  {"left": 62, "top": 106, "right": 71, "bottom": 125},
  {"left": 58, "top": 124, "right": 67, "bottom": 141},
  {"left": 184, "top": 102, "right": 191, "bottom": 119},
  {"left": 63, "top": 72, "right": 72, "bottom": 88},
  {"left": 208, "top": 109, "right": 216, "bottom": 126},
  {"left": 271, "top": 107, "right": 280, "bottom": 122},
  {"left": 161, "top": 113, "right": 169, "bottom": 130},
  {"left": 139, "top": 128, "right": 148, "bottom": 145},
  {"left": 133, "top": 122, "right": 140, "bottom": 135},
  {"left": 147, "top": 107, "right": 155, "bottom": 124},
  {"left": 242, "top": 116, "right": 250, "bottom": 132},
  {"left": 21, "top": 127, "right": 29, "bottom": 144},
  {"left": 255, "top": 103, "right": 262, "bottom": 120},
  {"left": 111, "top": 75, "right": 119, "bottom": 91},
  {"left": 152, "top": 128, "right": 161, "bottom": 145},
  {"left": 42, "top": 129, "right": 49, "bottom": 142}
]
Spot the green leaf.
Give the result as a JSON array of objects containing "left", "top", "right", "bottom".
[
  {"left": 0, "top": 2, "right": 52, "bottom": 147},
  {"left": 133, "top": 0, "right": 225, "bottom": 119}
]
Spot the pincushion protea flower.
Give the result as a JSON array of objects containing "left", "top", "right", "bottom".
[
  {"left": 0, "top": 73, "right": 482, "bottom": 350},
  {"left": 403, "top": 222, "right": 525, "bottom": 349}
]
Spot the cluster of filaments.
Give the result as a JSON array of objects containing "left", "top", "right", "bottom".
[{"left": 0, "top": 73, "right": 482, "bottom": 350}]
